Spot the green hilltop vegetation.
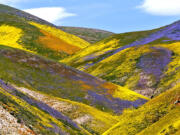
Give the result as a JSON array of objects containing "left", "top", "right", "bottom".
[
  {"left": 0, "top": 4, "right": 90, "bottom": 60},
  {"left": 59, "top": 26, "right": 114, "bottom": 43},
  {"left": 0, "top": 3, "right": 179, "bottom": 135}
]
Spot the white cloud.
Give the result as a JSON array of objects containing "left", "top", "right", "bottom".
[
  {"left": 138, "top": 0, "right": 180, "bottom": 16},
  {"left": 24, "top": 7, "right": 76, "bottom": 23},
  {"left": 0, "top": 0, "right": 26, "bottom": 5}
]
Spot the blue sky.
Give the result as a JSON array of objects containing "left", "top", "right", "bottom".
[{"left": 0, "top": 0, "right": 180, "bottom": 33}]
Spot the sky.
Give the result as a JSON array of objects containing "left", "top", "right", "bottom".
[{"left": 0, "top": 0, "right": 180, "bottom": 33}]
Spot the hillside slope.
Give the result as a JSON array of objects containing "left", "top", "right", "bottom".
[
  {"left": 59, "top": 26, "right": 114, "bottom": 43},
  {"left": 102, "top": 84, "right": 180, "bottom": 135},
  {"left": 62, "top": 20, "right": 180, "bottom": 97},
  {"left": 0, "top": 83, "right": 89, "bottom": 135},
  {"left": 0, "top": 4, "right": 89, "bottom": 60},
  {"left": 0, "top": 46, "right": 148, "bottom": 134},
  {"left": 0, "top": 78, "right": 118, "bottom": 135},
  {"left": 0, "top": 4, "right": 54, "bottom": 26}
]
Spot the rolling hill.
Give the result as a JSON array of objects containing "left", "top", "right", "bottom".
[
  {"left": 102, "top": 83, "right": 180, "bottom": 135},
  {"left": 0, "top": 4, "right": 113, "bottom": 44},
  {"left": 0, "top": 4, "right": 90, "bottom": 60},
  {"left": 0, "top": 4, "right": 54, "bottom": 26},
  {"left": 59, "top": 26, "right": 114, "bottom": 43},
  {"left": 0, "top": 4, "right": 150, "bottom": 134},
  {"left": 0, "top": 45, "right": 148, "bottom": 134},
  {"left": 0, "top": 3, "right": 179, "bottom": 135},
  {"left": 62, "top": 20, "right": 180, "bottom": 97}
]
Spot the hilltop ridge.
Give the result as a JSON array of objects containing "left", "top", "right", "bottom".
[
  {"left": 59, "top": 26, "right": 114, "bottom": 43},
  {"left": 0, "top": 4, "right": 54, "bottom": 26},
  {"left": 62, "top": 20, "right": 180, "bottom": 97}
]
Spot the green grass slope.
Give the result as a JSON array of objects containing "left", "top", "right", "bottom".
[
  {"left": 0, "top": 45, "right": 148, "bottom": 112},
  {"left": 62, "top": 28, "right": 160, "bottom": 67},
  {"left": 59, "top": 26, "right": 114, "bottom": 43},
  {"left": 0, "top": 46, "right": 148, "bottom": 134},
  {"left": 102, "top": 84, "right": 180, "bottom": 135},
  {"left": 62, "top": 20, "right": 180, "bottom": 97},
  {"left": 0, "top": 79, "right": 119, "bottom": 134},
  {"left": 0, "top": 4, "right": 89, "bottom": 60}
]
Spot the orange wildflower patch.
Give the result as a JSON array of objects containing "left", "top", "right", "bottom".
[
  {"left": 78, "top": 80, "right": 93, "bottom": 90},
  {"left": 102, "top": 82, "right": 117, "bottom": 95},
  {"left": 39, "top": 30, "right": 81, "bottom": 54}
]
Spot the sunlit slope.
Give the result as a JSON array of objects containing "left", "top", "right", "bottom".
[
  {"left": 103, "top": 84, "right": 180, "bottom": 135},
  {"left": 81, "top": 42, "right": 180, "bottom": 98},
  {"left": 61, "top": 28, "right": 160, "bottom": 67},
  {"left": 0, "top": 5, "right": 89, "bottom": 60},
  {"left": 0, "top": 80, "right": 119, "bottom": 135},
  {"left": 62, "top": 20, "right": 180, "bottom": 97},
  {"left": 0, "top": 45, "right": 148, "bottom": 114}
]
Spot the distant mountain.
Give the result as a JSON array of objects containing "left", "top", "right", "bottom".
[
  {"left": 102, "top": 84, "right": 180, "bottom": 135},
  {"left": 59, "top": 26, "right": 114, "bottom": 43},
  {"left": 0, "top": 4, "right": 90, "bottom": 60},
  {"left": 62, "top": 20, "right": 180, "bottom": 97}
]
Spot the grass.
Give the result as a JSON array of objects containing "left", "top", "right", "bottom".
[
  {"left": 0, "top": 45, "right": 148, "bottom": 114},
  {"left": 59, "top": 26, "right": 114, "bottom": 43},
  {"left": 85, "top": 46, "right": 150, "bottom": 84},
  {"left": 0, "top": 13, "right": 89, "bottom": 60},
  {"left": 39, "top": 29, "right": 81, "bottom": 54},
  {"left": 30, "top": 22, "right": 90, "bottom": 49},
  {"left": 0, "top": 25, "right": 24, "bottom": 50},
  {"left": 89, "top": 42, "right": 180, "bottom": 96},
  {"left": 137, "top": 108, "right": 180, "bottom": 135},
  {"left": 157, "top": 42, "right": 180, "bottom": 94},
  {"left": 16, "top": 86, "right": 120, "bottom": 134},
  {"left": 0, "top": 87, "right": 86, "bottom": 135},
  {"left": 0, "top": 46, "right": 148, "bottom": 134},
  {"left": 61, "top": 23, "right": 180, "bottom": 98},
  {"left": 63, "top": 40, "right": 180, "bottom": 98},
  {"left": 102, "top": 84, "right": 180, "bottom": 135},
  {"left": 61, "top": 28, "right": 160, "bottom": 68}
]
